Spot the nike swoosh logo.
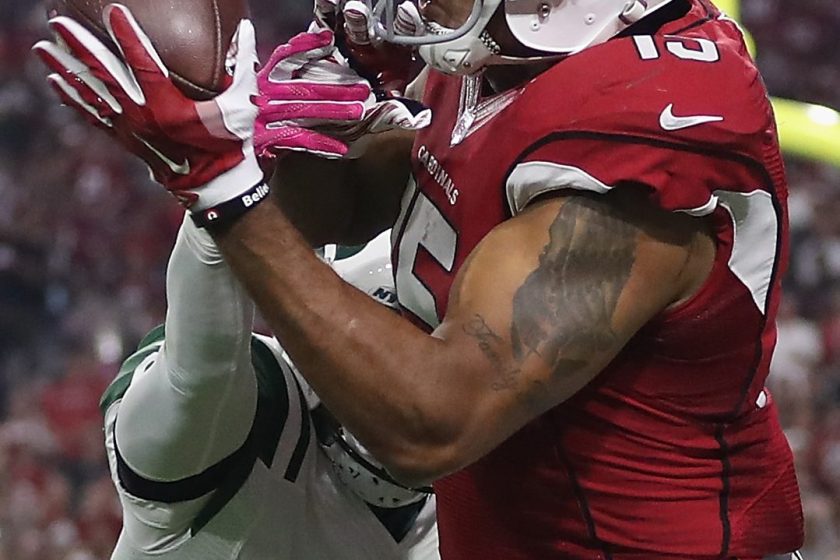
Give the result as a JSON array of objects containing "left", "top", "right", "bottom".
[
  {"left": 659, "top": 103, "right": 724, "bottom": 131},
  {"left": 133, "top": 134, "right": 191, "bottom": 175}
]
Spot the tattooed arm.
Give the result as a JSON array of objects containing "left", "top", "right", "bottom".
[{"left": 214, "top": 186, "right": 714, "bottom": 485}]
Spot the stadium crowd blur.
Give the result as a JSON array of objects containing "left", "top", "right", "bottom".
[{"left": 0, "top": 0, "right": 837, "bottom": 558}]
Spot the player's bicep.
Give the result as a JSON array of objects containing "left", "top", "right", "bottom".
[{"left": 434, "top": 190, "right": 705, "bottom": 465}]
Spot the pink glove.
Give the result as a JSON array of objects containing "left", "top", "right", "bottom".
[
  {"left": 33, "top": 5, "right": 266, "bottom": 228},
  {"left": 254, "top": 29, "right": 430, "bottom": 161},
  {"left": 254, "top": 30, "right": 373, "bottom": 160}
]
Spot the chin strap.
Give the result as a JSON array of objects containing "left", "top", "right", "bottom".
[
  {"left": 479, "top": 29, "right": 566, "bottom": 70},
  {"left": 478, "top": 30, "right": 502, "bottom": 55}
]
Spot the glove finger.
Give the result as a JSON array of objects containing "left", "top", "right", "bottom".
[
  {"left": 33, "top": 40, "right": 123, "bottom": 116},
  {"left": 287, "top": 29, "right": 336, "bottom": 53},
  {"left": 214, "top": 19, "right": 259, "bottom": 141},
  {"left": 103, "top": 4, "right": 173, "bottom": 98},
  {"left": 47, "top": 74, "right": 114, "bottom": 129},
  {"left": 259, "top": 100, "right": 366, "bottom": 122},
  {"left": 228, "top": 19, "right": 259, "bottom": 91},
  {"left": 376, "top": 96, "right": 432, "bottom": 119},
  {"left": 292, "top": 56, "right": 370, "bottom": 86},
  {"left": 262, "top": 30, "right": 335, "bottom": 81},
  {"left": 255, "top": 123, "right": 348, "bottom": 159},
  {"left": 363, "top": 99, "right": 432, "bottom": 132},
  {"left": 343, "top": 1, "right": 371, "bottom": 46},
  {"left": 313, "top": 0, "right": 339, "bottom": 27},
  {"left": 257, "top": 81, "right": 371, "bottom": 104},
  {"left": 395, "top": 1, "right": 425, "bottom": 37},
  {"left": 48, "top": 15, "right": 145, "bottom": 106}
]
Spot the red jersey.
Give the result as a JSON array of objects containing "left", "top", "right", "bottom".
[{"left": 391, "top": 1, "right": 803, "bottom": 558}]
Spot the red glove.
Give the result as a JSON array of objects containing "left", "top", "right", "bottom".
[{"left": 33, "top": 4, "right": 265, "bottom": 227}]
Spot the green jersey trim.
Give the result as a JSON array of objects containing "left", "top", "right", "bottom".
[
  {"left": 100, "top": 324, "right": 165, "bottom": 415},
  {"left": 191, "top": 336, "right": 304, "bottom": 533},
  {"left": 102, "top": 325, "right": 310, "bottom": 536}
]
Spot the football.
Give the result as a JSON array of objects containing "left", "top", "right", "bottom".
[{"left": 48, "top": 0, "right": 249, "bottom": 99}]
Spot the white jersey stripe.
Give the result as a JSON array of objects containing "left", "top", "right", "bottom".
[
  {"left": 253, "top": 336, "right": 312, "bottom": 479},
  {"left": 506, "top": 161, "right": 613, "bottom": 216},
  {"left": 715, "top": 189, "right": 778, "bottom": 315},
  {"left": 505, "top": 162, "right": 779, "bottom": 315}
]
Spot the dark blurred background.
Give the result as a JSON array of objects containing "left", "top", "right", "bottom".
[{"left": 0, "top": 0, "right": 838, "bottom": 558}]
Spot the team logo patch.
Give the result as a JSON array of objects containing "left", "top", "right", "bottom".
[{"left": 371, "top": 286, "right": 398, "bottom": 308}]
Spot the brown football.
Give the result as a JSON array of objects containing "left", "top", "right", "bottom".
[{"left": 48, "top": 0, "right": 249, "bottom": 99}]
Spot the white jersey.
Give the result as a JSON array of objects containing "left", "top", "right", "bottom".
[{"left": 102, "top": 326, "right": 439, "bottom": 560}]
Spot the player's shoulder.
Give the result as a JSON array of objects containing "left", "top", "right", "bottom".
[
  {"left": 501, "top": 14, "right": 779, "bottom": 215},
  {"left": 522, "top": 15, "right": 770, "bottom": 149}
]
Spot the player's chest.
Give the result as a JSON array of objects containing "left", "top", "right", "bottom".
[
  {"left": 393, "top": 76, "right": 525, "bottom": 330},
  {"left": 413, "top": 73, "right": 526, "bottom": 215}
]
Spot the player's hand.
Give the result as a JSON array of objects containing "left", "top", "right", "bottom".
[
  {"left": 33, "top": 5, "right": 265, "bottom": 227},
  {"left": 254, "top": 29, "right": 430, "bottom": 161},
  {"left": 313, "top": 0, "right": 424, "bottom": 95}
]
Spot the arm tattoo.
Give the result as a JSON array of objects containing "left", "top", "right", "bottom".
[
  {"left": 510, "top": 196, "right": 637, "bottom": 380},
  {"left": 463, "top": 315, "right": 520, "bottom": 391}
]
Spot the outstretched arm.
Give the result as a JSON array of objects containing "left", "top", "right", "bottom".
[
  {"left": 215, "top": 186, "right": 713, "bottom": 485},
  {"left": 115, "top": 217, "right": 258, "bottom": 482}
]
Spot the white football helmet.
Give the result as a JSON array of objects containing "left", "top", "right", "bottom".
[{"left": 367, "top": 0, "right": 677, "bottom": 75}]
